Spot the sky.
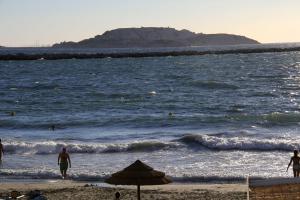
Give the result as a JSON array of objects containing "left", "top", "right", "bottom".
[{"left": 0, "top": 0, "right": 300, "bottom": 47}]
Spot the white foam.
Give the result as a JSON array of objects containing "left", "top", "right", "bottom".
[
  {"left": 3, "top": 140, "right": 179, "bottom": 155},
  {"left": 179, "top": 134, "right": 300, "bottom": 151},
  {"left": 3, "top": 133, "right": 300, "bottom": 155}
]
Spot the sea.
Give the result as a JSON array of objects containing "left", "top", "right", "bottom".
[{"left": 1, "top": 43, "right": 300, "bottom": 183}]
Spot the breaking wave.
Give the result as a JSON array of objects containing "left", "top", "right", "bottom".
[
  {"left": 178, "top": 134, "right": 300, "bottom": 151},
  {"left": 3, "top": 131, "right": 300, "bottom": 155},
  {"left": 3, "top": 140, "right": 179, "bottom": 155}
]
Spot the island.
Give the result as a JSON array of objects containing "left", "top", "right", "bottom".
[{"left": 53, "top": 27, "right": 259, "bottom": 48}]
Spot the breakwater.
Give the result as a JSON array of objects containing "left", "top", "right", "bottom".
[{"left": 1, "top": 46, "right": 300, "bottom": 60}]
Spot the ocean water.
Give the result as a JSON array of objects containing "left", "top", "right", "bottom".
[{"left": 1, "top": 46, "right": 300, "bottom": 183}]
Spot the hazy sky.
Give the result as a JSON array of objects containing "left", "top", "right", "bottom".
[{"left": 1, "top": 0, "right": 300, "bottom": 47}]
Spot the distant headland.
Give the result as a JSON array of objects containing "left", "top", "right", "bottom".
[{"left": 52, "top": 27, "right": 259, "bottom": 48}]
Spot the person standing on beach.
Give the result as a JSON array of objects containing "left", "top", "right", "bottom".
[
  {"left": 0, "top": 139, "right": 3, "bottom": 161},
  {"left": 58, "top": 147, "right": 71, "bottom": 179},
  {"left": 287, "top": 150, "right": 300, "bottom": 177}
]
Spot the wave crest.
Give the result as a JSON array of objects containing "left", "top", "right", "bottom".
[
  {"left": 3, "top": 132, "right": 300, "bottom": 155},
  {"left": 3, "top": 140, "right": 178, "bottom": 155},
  {"left": 178, "top": 134, "right": 300, "bottom": 151}
]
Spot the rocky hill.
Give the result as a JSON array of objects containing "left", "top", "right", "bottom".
[{"left": 53, "top": 27, "right": 259, "bottom": 48}]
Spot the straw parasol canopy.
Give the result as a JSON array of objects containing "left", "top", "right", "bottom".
[{"left": 105, "top": 160, "right": 172, "bottom": 200}]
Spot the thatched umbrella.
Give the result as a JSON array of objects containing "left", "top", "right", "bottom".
[{"left": 105, "top": 160, "right": 172, "bottom": 200}]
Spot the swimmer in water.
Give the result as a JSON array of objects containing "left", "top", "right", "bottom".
[{"left": 0, "top": 139, "right": 3, "bottom": 162}]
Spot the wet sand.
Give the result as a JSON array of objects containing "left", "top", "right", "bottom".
[{"left": 0, "top": 181, "right": 247, "bottom": 200}]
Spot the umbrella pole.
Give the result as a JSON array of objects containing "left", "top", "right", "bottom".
[{"left": 137, "top": 184, "right": 141, "bottom": 200}]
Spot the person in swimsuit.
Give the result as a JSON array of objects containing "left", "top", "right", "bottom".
[
  {"left": 58, "top": 147, "right": 71, "bottom": 179},
  {"left": 0, "top": 139, "right": 3, "bottom": 162},
  {"left": 287, "top": 150, "right": 300, "bottom": 177}
]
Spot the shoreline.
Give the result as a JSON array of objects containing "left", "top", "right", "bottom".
[
  {"left": 0, "top": 178, "right": 247, "bottom": 185},
  {"left": 0, "top": 46, "right": 299, "bottom": 60},
  {"left": 0, "top": 180, "right": 247, "bottom": 200}
]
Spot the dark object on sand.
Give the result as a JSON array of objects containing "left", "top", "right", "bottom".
[
  {"left": 0, "top": 191, "right": 25, "bottom": 200},
  {"left": 27, "top": 190, "right": 41, "bottom": 198},
  {"left": 115, "top": 192, "right": 120, "bottom": 200},
  {"left": 105, "top": 160, "right": 171, "bottom": 200},
  {"left": 10, "top": 191, "right": 21, "bottom": 199},
  {"left": 26, "top": 190, "right": 47, "bottom": 200}
]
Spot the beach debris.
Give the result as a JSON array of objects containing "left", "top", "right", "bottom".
[
  {"left": 10, "top": 191, "right": 21, "bottom": 199},
  {"left": 26, "top": 190, "right": 40, "bottom": 199},
  {"left": 31, "top": 196, "right": 47, "bottom": 200},
  {"left": 0, "top": 192, "right": 7, "bottom": 199},
  {"left": 0, "top": 190, "right": 26, "bottom": 200},
  {"left": 84, "top": 184, "right": 95, "bottom": 187},
  {"left": 115, "top": 191, "right": 120, "bottom": 200},
  {"left": 26, "top": 190, "right": 47, "bottom": 200}
]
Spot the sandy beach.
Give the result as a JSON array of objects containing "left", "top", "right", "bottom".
[
  {"left": 249, "top": 182, "right": 300, "bottom": 200},
  {"left": 0, "top": 181, "right": 247, "bottom": 200}
]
